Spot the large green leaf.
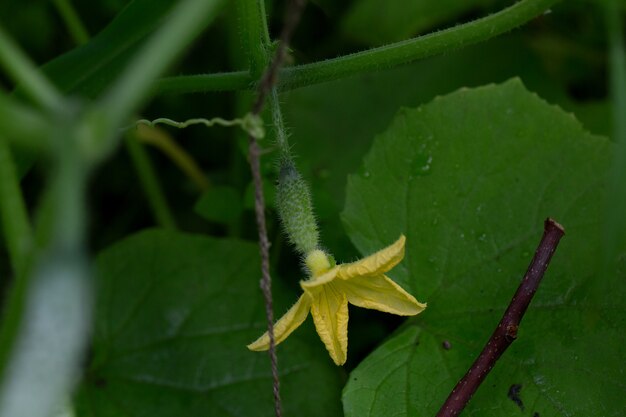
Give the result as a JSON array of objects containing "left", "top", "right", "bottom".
[
  {"left": 75, "top": 230, "right": 343, "bottom": 417},
  {"left": 341, "top": 79, "right": 625, "bottom": 416}
]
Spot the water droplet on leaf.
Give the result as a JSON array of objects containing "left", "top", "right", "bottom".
[{"left": 411, "top": 154, "right": 433, "bottom": 176}]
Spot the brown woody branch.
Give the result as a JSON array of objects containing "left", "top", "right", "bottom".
[{"left": 436, "top": 218, "right": 565, "bottom": 417}]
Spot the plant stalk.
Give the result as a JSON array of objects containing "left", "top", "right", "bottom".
[
  {"left": 52, "top": 0, "right": 90, "bottom": 46},
  {"left": 0, "top": 138, "right": 33, "bottom": 277},
  {"left": 0, "top": 27, "right": 63, "bottom": 111},
  {"left": 154, "top": 0, "right": 559, "bottom": 94},
  {"left": 124, "top": 134, "right": 177, "bottom": 229}
]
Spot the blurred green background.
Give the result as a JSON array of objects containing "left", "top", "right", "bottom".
[{"left": 0, "top": 0, "right": 614, "bottom": 371}]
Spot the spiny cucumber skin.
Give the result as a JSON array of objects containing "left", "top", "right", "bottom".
[{"left": 276, "top": 161, "right": 319, "bottom": 255}]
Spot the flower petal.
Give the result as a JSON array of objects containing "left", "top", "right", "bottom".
[
  {"left": 336, "top": 274, "right": 426, "bottom": 316},
  {"left": 337, "top": 235, "right": 406, "bottom": 279},
  {"left": 300, "top": 266, "right": 338, "bottom": 294},
  {"left": 247, "top": 294, "right": 312, "bottom": 351},
  {"left": 310, "top": 283, "right": 349, "bottom": 365}
]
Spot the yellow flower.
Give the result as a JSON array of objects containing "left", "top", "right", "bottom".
[{"left": 247, "top": 235, "right": 426, "bottom": 365}]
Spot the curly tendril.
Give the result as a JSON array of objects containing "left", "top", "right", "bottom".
[{"left": 122, "top": 113, "right": 265, "bottom": 139}]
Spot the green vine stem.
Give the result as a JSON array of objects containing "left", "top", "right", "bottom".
[
  {"left": 0, "top": 138, "right": 33, "bottom": 277},
  {"left": 237, "top": 0, "right": 271, "bottom": 78},
  {"left": 226, "top": 3, "right": 258, "bottom": 239},
  {"left": 269, "top": 90, "right": 291, "bottom": 159},
  {"left": 124, "top": 134, "right": 177, "bottom": 230},
  {"left": 52, "top": 0, "right": 90, "bottom": 46},
  {"left": 0, "top": 137, "right": 35, "bottom": 389},
  {"left": 0, "top": 139, "right": 92, "bottom": 417},
  {"left": 154, "top": 0, "right": 559, "bottom": 95},
  {"left": 279, "top": 0, "right": 558, "bottom": 89},
  {"left": 0, "top": 27, "right": 63, "bottom": 112}
]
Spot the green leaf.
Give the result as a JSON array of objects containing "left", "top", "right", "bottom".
[
  {"left": 342, "top": 79, "right": 625, "bottom": 416},
  {"left": 194, "top": 186, "right": 243, "bottom": 225},
  {"left": 341, "top": 0, "right": 500, "bottom": 46},
  {"left": 75, "top": 230, "right": 342, "bottom": 417}
]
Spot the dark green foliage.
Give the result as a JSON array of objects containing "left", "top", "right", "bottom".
[{"left": 0, "top": 1, "right": 622, "bottom": 417}]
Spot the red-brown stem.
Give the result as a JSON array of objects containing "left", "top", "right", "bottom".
[{"left": 436, "top": 218, "right": 565, "bottom": 417}]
